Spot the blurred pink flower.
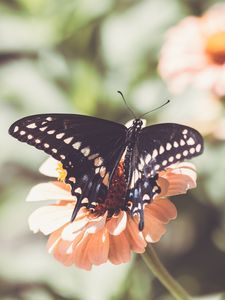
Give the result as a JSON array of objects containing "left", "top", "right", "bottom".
[
  {"left": 158, "top": 3, "right": 225, "bottom": 97},
  {"left": 27, "top": 158, "right": 197, "bottom": 270}
]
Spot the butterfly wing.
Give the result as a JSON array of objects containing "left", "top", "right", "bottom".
[
  {"left": 139, "top": 123, "right": 203, "bottom": 173},
  {"left": 9, "top": 114, "right": 127, "bottom": 219},
  {"left": 126, "top": 123, "right": 203, "bottom": 230}
]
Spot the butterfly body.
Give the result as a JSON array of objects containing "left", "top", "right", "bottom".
[{"left": 9, "top": 113, "right": 203, "bottom": 230}]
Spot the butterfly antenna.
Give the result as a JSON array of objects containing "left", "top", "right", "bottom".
[
  {"left": 117, "top": 91, "right": 136, "bottom": 119},
  {"left": 139, "top": 100, "right": 170, "bottom": 118}
]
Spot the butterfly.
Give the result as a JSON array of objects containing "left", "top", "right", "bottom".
[{"left": 8, "top": 113, "right": 203, "bottom": 230}]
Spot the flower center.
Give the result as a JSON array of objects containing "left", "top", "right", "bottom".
[
  {"left": 56, "top": 161, "right": 128, "bottom": 217},
  {"left": 94, "top": 162, "right": 127, "bottom": 217},
  {"left": 56, "top": 162, "right": 67, "bottom": 182},
  {"left": 205, "top": 31, "right": 225, "bottom": 65}
]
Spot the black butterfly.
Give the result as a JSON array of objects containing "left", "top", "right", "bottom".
[{"left": 8, "top": 113, "right": 203, "bottom": 230}]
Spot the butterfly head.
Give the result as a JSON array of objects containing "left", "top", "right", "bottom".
[{"left": 133, "top": 119, "right": 143, "bottom": 129}]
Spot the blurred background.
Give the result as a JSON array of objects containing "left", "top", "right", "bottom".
[{"left": 1, "top": 0, "right": 225, "bottom": 299}]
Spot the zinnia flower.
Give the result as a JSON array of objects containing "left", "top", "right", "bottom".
[
  {"left": 158, "top": 3, "right": 225, "bottom": 97},
  {"left": 26, "top": 157, "right": 197, "bottom": 270}
]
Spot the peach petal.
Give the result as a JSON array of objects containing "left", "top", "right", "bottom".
[
  {"left": 47, "top": 227, "right": 64, "bottom": 253},
  {"left": 143, "top": 215, "right": 167, "bottom": 243},
  {"left": 53, "top": 229, "right": 86, "bottom": 267},
  {"left": 125, "top": 215, "right": 146, "bottom": 253},
  {"left": 53, "top": 240, "right": 74, "bottom": 265},
  {"left": 53, "top": 245, "right": 72, "bottom": 266},
  {"left": 160, "top": 163, "right": 197, "bottom": 196},
  {"left": 28, "top": 204, "right": 74, "bottom": 235},
  {"left": 157, "top": 177, "right": 169, "bottom": 196},
  {"left": 87, "top": 228, "right": 109, "bottom": 265},
  {"left": 166, "top": 173, "right": 196, "bottom": 196},
  {"left": 106, "top": 211, "right": 127, "bottom": 235},
  {"left": 85, "top": 212, "right": 108, "bottom": 234},
  {"left": 39, "top": 157, "right": 59, "bottom": 177},
  {"left": 73, "top": 234, "right": 93, "bottom": 270},
  {"left": 61, "top": 216, "right": 90, "bottom": 241},
  {"left": 108, "top": 232, "right": 131, "bottom": 264},
  {"left": 26, "top": 182, "right": 75, "bottom": 202},
  {"left": 151, "top": 198, "right": 177, "bottom": 221},
  {"left": 56, "top": 239, "right": 75, "bottom": 256},
  {"left": 144, "top": 199, "right": 177, "bottom": 224}
]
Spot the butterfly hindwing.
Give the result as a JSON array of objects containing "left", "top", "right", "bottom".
[
  {"left": 9, "top": 114, "right": 127, "bottom": 218},
  {"left": 125, "top": 123, "right": 203, "bottom": 229},
  {"left": 124, "top": 143, "right": 161, "bottom": 230}
]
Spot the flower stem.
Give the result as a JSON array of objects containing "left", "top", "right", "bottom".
[{"left": 141, "top": 244, "right": 191, "bottom": 300}]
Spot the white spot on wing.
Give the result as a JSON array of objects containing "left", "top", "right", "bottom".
[
  {"left": 20, "top": 131, "right": 26, "bottom": 135},
  {"left": 159, "top": 145, "right": 165, "bottom": 154},
  {"left": 183, "top": 150, "right": 188, "bottom": 156},
  {"left": 81, "top": 147, "right": 91, "bottom": 157},
  {"left": 162, "top": 160, "right": 167, "bottom": 166},
  {"left": 182, "top": 129, "right": 188, "bottom": 134},
  {"left": 73, "top": 141, "right": 81, "bottom": 150},
  {"left": 173, "top": 141, "right": 179, "bottom": 148},
  {"left": 152, "top": 186, "right": 159, "bottom": 193},
  {"left": 75, "top": 187, "right": 82, "bottom": 194},
  {"left": 169, "top": 156, "right": 174, "bottom": 162},
  {"left": 143, "top": 194, "right": 150, "bottom": 201},
  {"left": 47, "top": 130, "right": 55, "bottom": 135},
  {"left": 64, "top": 137, "right": 73, "bottom": 144},
  {"left": 196, "top": 144, "right": 201, "bottom": 152},
  {"left": 180, "top": 139, "right": 185, "bottom": 146},
  {"left": 40, "top": 126, "right": 47, "bottom": 132},
  {"left": 176, "top": 153, "right": 181, "bottom": 159},
  {"left": 69, "top": 177, "right": 76, "bottom": 183},
  {"left": 14, "top": 126, "right": 19, "bottom": 132},
  {"left": 26, "top": 123, "right": 36, "bottom": 129},
  {"left": 187, "top": 137, "right": 195, "bottom": 145},
  {"left": 166, "top": 143, "right": 172, "bottom": 150},
  {"left": 190, "top": 147, "right": 195, "bottom": 154},
  {"left": 145, "top": 154, "right": 151, "bottom": 164},
  {"left": 81, "top": 198, "right": 89, "bottom": 204},
  {"left": 152, "top": 149, "right": 158, "bottom": 159},
  {"left": 56, "top": 133, "right": 65, "bottom": 139}
]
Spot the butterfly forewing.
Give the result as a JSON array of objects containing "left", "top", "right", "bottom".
[
  {"left": 138, "top": 123, "right": 203, "bottom": 176},
  {"left": 9, "top": 114, "right": 127, "bottom": 218}
]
